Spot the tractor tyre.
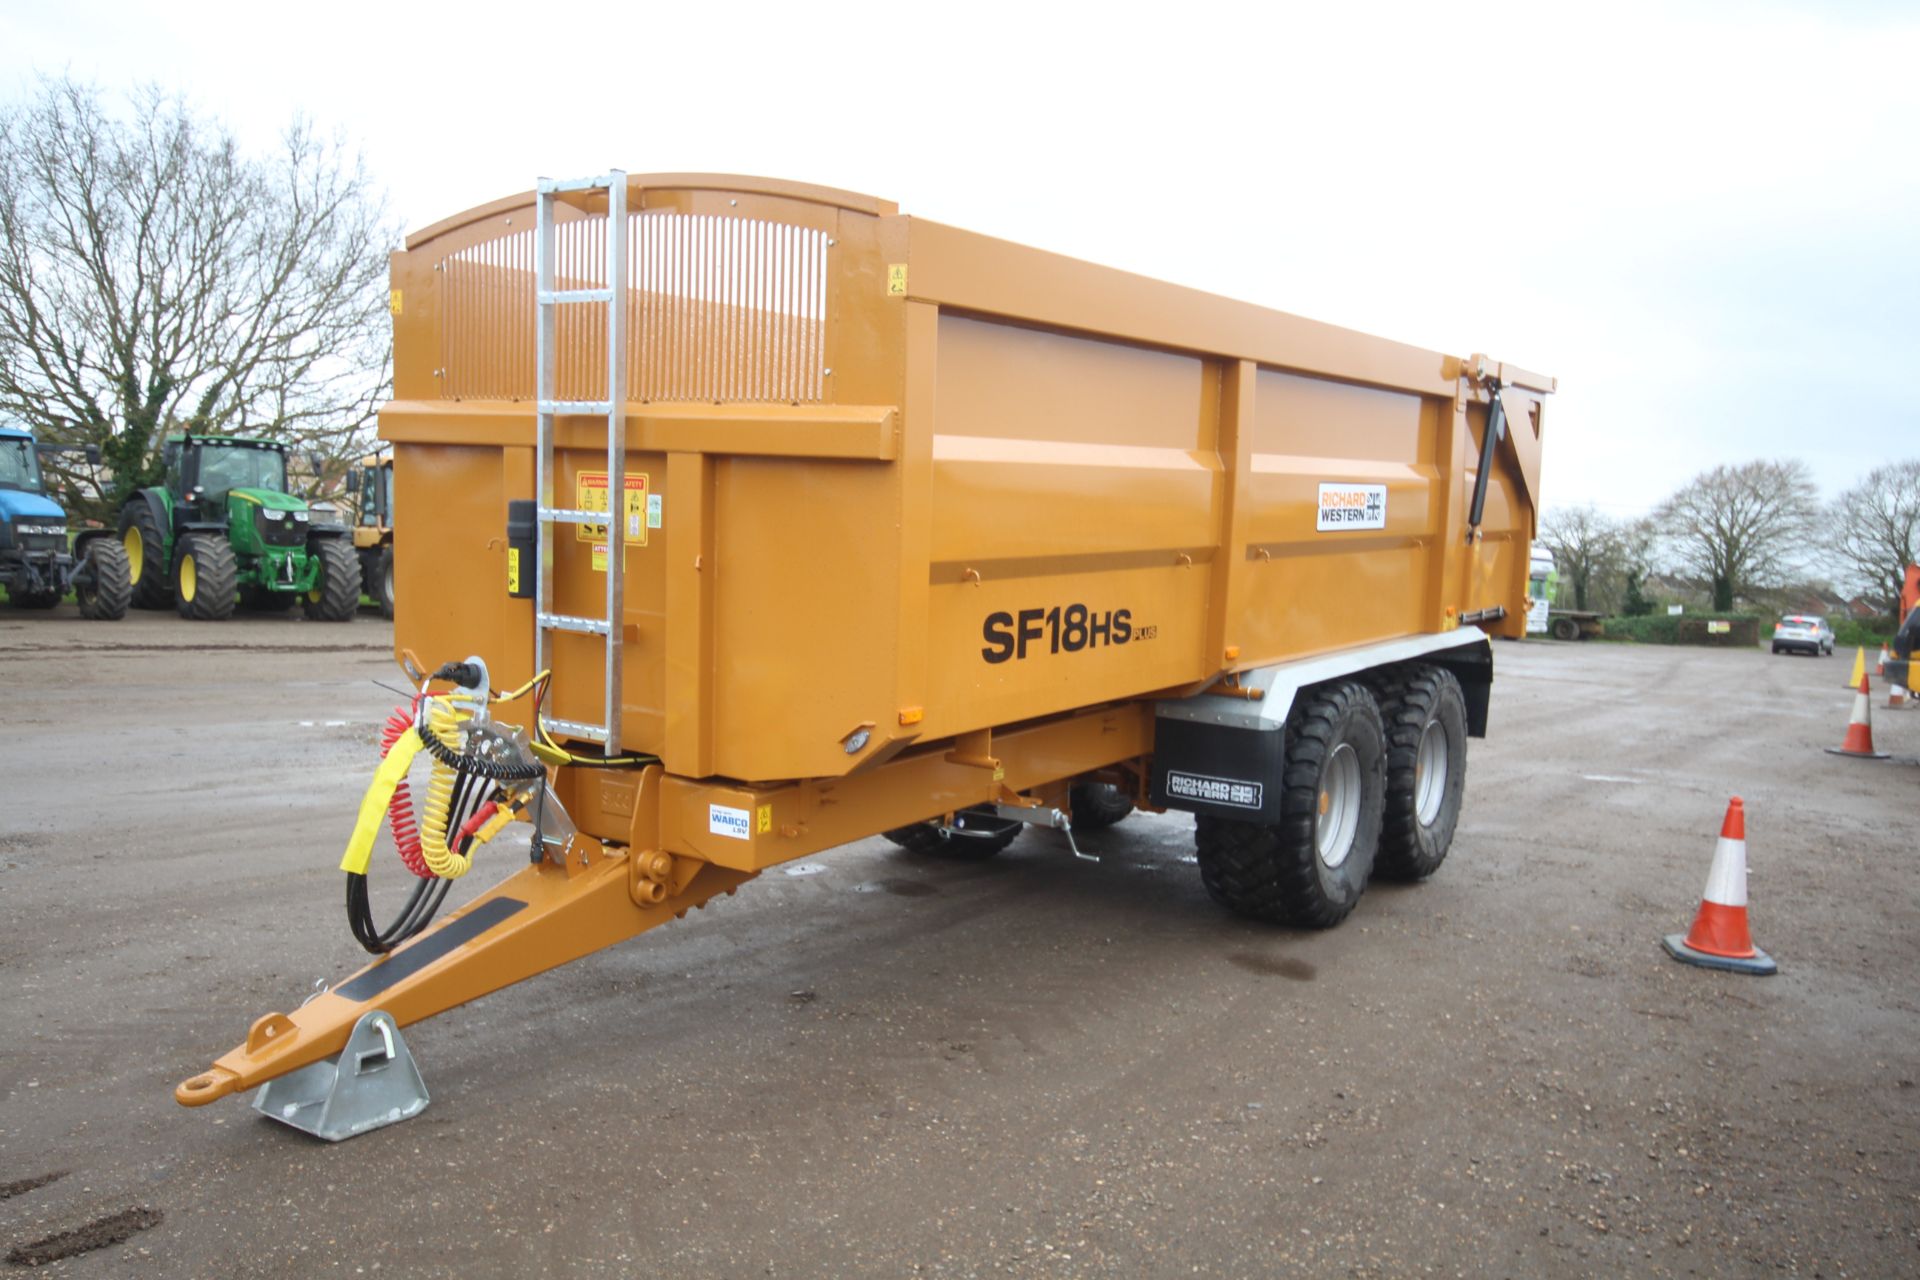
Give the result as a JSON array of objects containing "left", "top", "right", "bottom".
[
  {"left": 75, "top": 538, "right": 132, "bottom": 620},
  {"left": 118, "top": 501, "right": 170, "bottom": 609},
  {"left": 304, "top": 537, "right": 362, "bottom": 622},
  {"left": 240, "top": 585, "right": 298, "bottom": 612},
  {"left": 1368, "top": 664, "right": 1467, "bottom": 882},
  {"left": 883, "top": 807, "right": 1023, "bottom": 860},
  {"left": 376, "top": 545, "right": 395, "bottom": 619},
  {"left": 1069, "top": 781, "right": 1135, "bottom": 831},
  {"left": 173, "top": 533, "right": 237, "bottom": 621},
  {"left": 1193, "top": 680, "right": 1385, "bottom": 928}
]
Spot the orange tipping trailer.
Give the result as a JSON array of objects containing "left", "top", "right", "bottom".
[{"left": 176, "top": 172, "right": 1552, "bottom": 1136}]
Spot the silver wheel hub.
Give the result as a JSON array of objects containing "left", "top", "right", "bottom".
[
  {"left": 1315, "top": 743, "right": 1362, "bottom": 869},
  {"left": 1413, "top": 720, "right": 1449, "bottom": 827}
]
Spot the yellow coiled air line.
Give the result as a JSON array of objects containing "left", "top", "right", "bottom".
[{"left": 418, "top": 696, "right": 474, "bottom": 879}]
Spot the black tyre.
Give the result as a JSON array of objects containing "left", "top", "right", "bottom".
[
  {"left": 376, "top": 544, "right": 395, "bottom": 620},
  {"left": 304, "top": 537, "right": 362, "bottom": 622},
  {"left": 1069, "top": 781, "right": 1134, "bottom": 831},
  {"left": 240, "top": 585, "right": 298, "bottom": 611},
  {"left": 1550, "top": 616, "right": 1580, "bottom": 642},
  {"left": 883, "top": 807, "right": 1022, "bottom": 860},
  {"left": 118, "top": 501, "right": 172, "bottom": 609},
  {"left": 74, "top": 538, "right": 131, "bottom": 620},
  {"left": 1369, "top": 664, "right": 1468, "bottom": 882},
  {"left": 173, "top": 533, "right": 237, "bottom": 621},
  {"left": 1193, "top": 680, "right": 1385, "bottom": 928},
  {"left": 10, "top": 585, "right": 61, "bottom": 609}
]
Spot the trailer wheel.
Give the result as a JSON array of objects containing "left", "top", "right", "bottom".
[
  {"left": 1369, "top": 665, "right": 1467, "bottom": 881},
  {"left": 1069, "top": 781, "right": 1134, "bottom": 831},
  {"left": 1193, "top": 680, "right": 1385, "bottom": 928},
  {"left": 883, "top": 807, "right": 1022, "bottom": 860},
  {"left": 304, "top": 538, "right": 362, "bottom": 622},
  {"left": 173, "top": 533, "right": 237, "bottom": 621},
  {"left": 75, "top": 538, "right": 131, "bottom": 620},
  {"left": 1550, "top": 616, "right": 1581, "bottom": 642},
  {"left": 118, "top": 501, "right": 171, "bottom": 610},
  {"left": 376, "top": 545, "right": 395, "bottom": 619}
]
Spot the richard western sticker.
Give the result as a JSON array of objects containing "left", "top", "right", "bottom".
[{"left": 1316, "top": 483, "right": 1387, "bottom": 531}]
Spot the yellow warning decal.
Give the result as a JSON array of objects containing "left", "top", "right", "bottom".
[
  {"left": 576, "top": 471, "right": 650, "bottom": 575},
  {"left": 389, "top": 289, "right": 404, "bottom": 316},
  {"left": 506, "top": 547, "right": 521, "bottom": 593},
  {"left": 756, "top": 804, "right": 772, "bottom": 834},
  {"left": 886, "top": 264, "right": 908, "bottom": 296}
]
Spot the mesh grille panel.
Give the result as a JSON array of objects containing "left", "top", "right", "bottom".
[{"left": 439, "top": 212, "right": 828, "bottom": 404}]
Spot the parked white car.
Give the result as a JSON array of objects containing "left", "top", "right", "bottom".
[{"left": 1771, "top": 615, "right": 1835, "bottom": 656}]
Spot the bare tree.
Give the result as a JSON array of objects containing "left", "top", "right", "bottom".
[
  {"left": 1830, "top": 461, "right": 1920, "bottom": 610},
  {"left": 1655, "top": 459, "right": 1820, "bottom": 611},
  {"left": 1539, "top": 504, "right": 1626, "bottom": 612},
  {"left": 0, "top": 76, "right": 394, "bottom": 519}
]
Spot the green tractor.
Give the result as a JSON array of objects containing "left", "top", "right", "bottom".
[{"left": 117, "top": 434, "right": 361, "bottom": 622}]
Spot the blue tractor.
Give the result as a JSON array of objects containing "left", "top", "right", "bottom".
[{"left": 0, "top": 424, "right": 132, "bottom": 619}]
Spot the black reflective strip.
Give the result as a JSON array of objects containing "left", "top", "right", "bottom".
[{"left": 335, "top": 897, "right": 528, "bottom": 1002}]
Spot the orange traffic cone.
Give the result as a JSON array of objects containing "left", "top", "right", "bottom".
[
  {"left": 1662, "top": 798, "right": 1777, "bottom": 976},
  {"left": 1890, "top": 681, "right": 1908, "bottom": 711},
  {"left": 1827, "top": 675, "right": 1890, "bottom": 759},
  {"left": 1877, "top": 644, "right": 1890, "bottom": 676}
]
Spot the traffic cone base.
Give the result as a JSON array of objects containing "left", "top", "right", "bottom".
[
  {"left": 1827, "top": 675, "right": 1889, "bottom": 758},
  {"left": 1663, "top": 798, "right": 1777, "bottom": 977},
  {"left": 1661, "top": 933, "right": 1777, "bottom": 976}
]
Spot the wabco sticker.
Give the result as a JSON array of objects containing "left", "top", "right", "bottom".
[
  {"left": 1165, "top": 770, "right": 1263, "bottom": 810},
  {"left": 1316, "top": 483, "right": 1387, "bottom": 531},
  {"left": 709, "top": 804, "right": 752, "bottom": 841}
]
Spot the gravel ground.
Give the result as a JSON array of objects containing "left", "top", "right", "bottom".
[{"left": 1, "top": 609, "right": 1915, "bottom": 1277}]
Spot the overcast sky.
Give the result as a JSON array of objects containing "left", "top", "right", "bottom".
[{"left": 7, "top": 0, "right": 1914, "bottom": 518}]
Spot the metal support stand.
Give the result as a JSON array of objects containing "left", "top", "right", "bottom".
[
  {"left": 988, "top": 802, "right": 1097, "bottom": 862},
  {"left": 251, "top": 1010, "right": 428, "bottom": 1141}
]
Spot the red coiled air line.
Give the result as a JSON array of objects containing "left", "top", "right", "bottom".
[{"left": 380, "top": 703, "right": 430, "bottom": 877}]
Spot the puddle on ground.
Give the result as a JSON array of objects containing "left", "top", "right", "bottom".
[
  {"left": 1227, "top": 952, "right": 1317, "bottom": 981},
  {"left": 852, "top": 878, "right": 938, "bottom": 898}
]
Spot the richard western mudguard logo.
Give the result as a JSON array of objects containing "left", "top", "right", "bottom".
[
  {"left": 1164, "top": 770, "right": 1263, "bottom": 810},
  {"left": 982, "top": 605, "right": 1150, "bottom": 663}
]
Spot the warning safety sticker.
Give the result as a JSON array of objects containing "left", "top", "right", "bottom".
[{"left": 576, "top": 470, "right": 649, "bottom": 573}]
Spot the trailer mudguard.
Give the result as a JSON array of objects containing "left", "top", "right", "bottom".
[{"left": 1149, "top": 631, "right": 1492, "bottom": 822}]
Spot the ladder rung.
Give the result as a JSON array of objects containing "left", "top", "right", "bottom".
[
  {"left": 538, "top": 175, "right": 614, "bottom": 195},
  {"left": 542, "top": 717, "right": 609, "bottom": 743},
  {"left": 538, "top": 400, "right": 613, "bottom": 416},
  {"left": 538, "top": 612, "right": 611, "bottom": 636},
  {"left": 538, "top": 507, "right": 605, "bottom": 525},
  {"left": 538, "top": 288, "right": 613, "bottom": 305}
]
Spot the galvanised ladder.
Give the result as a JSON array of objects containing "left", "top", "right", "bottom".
[{"left": 533, "top": 170, "right": 628, "bottom": 756}]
